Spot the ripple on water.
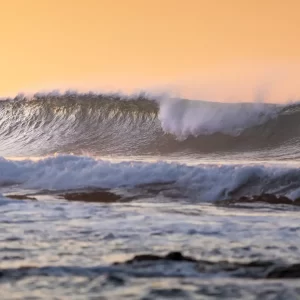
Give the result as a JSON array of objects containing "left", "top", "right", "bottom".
[{"left": 0, "top": 196, "right": 300, "bottom": 298}]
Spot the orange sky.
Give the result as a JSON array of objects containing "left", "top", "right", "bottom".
[{"left": 1, "top": 0, "right": 300, "bottom": 102}]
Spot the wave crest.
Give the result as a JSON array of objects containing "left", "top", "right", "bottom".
[
  {"left": 159, "top": 98, "right": 279, "bottom": 138},
  {"left": 0, "top": 92, "right": 299, "bottom": 158}
]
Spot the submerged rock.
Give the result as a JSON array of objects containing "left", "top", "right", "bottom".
[
  {"left": 242, "top": 194, "right": 293, "bottom": 205},
  {"left": 114, "top": 252, "right": 272, "bottom": 273},
  {"left": 1, "top": 251, "right": 300, "bottom": 280},
  {"left": 118, "top": 252, "right": 197, "bottom": 265},
  {"left": 114, "top": 251, "right": 300, "bottom": 279},
  {"left": 218, "top": 193, "right": 300, "bottom": 207},
  {"left": 266, "top": 264, "right": 300, "bottom": 278},
  {"left": 5, "top": 194, "right": 37, "bottom": 201},
  {"left": 60, "top": 190, "right": 122, "bottom": 203}
]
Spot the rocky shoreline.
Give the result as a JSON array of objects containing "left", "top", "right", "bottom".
[
  {"left": 5, "top": 190, "right": 300, "bottom": 207},
  {"left": 1, "top": 251, "right": 300, "bottom": 280},
  {"left": 217, "top": 193, "right": 300, "bottom": 207},
  {"left": 114, "top": 251, "right": 300, "bottom": 279}
]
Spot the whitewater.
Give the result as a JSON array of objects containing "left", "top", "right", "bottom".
[{"left": 1, "top": 92, "right": 300, "bottom": 299}]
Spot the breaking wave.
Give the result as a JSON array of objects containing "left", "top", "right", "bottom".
[
  {"left": 1, "top": 155, "right": 300, "bottom": 202},
  {"left": 0, "top": 91, "right": 299, "bottom": 159}
]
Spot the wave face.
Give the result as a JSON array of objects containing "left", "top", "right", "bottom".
[{"left": 0, "top": 92, "right": 299, "bottom": 159}]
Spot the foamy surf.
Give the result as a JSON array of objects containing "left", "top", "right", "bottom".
[{"left": 1, "top": 155, "right": 300, "bottom": 202}]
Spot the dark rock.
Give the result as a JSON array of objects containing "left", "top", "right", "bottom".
[
  {"left": 113, "top": 252, "right": 277, "bottom": 278},
  {"left": 165, "top": 251, "right": 197, "bottom": 262},
  {"left": 266, "top": 264, "right": 300, "bottom": 278},
  {"left": 252, "top": 194, "right": 292, "bottom": 205},
  {"left": 6, "top": 194, "right": 37, "bottom": 201},
  {"left": 218, "top": 193, "right": 300, "bottom": 206},
  {"left": 60, "top": 190, "right": 122, "bottom": 203},
  {"left": 125, "top": 254, "right": 162, "bottom": 263},
  {"left": 115, "top": 251, "right": 197, "bottom": 265},
  {"left": 237, "top": 196, "right": 249, "bottom": 202}
]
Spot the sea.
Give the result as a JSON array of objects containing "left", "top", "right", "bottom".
[{"left": 1, "top": 92, "right": 300, "bottom": 299}]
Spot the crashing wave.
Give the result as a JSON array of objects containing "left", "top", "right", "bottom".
[{"left": 0, "top": 91, "right": 299, "bottom": 158}]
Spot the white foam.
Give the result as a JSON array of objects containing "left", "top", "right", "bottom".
[
  {"left": 0, "top": 155, "right": 300, "bottom": 202},
  {"left": 158, "top": 98, "right": 280, "bottom": 138}
]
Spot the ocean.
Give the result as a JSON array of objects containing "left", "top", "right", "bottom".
[{"left": 1, "top": 92, "right": 300, "bottom": 299}]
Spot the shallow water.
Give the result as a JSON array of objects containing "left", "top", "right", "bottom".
[{"left": 1, "top": 183, "right": 300, "bottom": 299}]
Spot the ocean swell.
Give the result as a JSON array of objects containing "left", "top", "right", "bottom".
[{"left": 0, "top": 92, "right": 299, "bottom": 158}]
